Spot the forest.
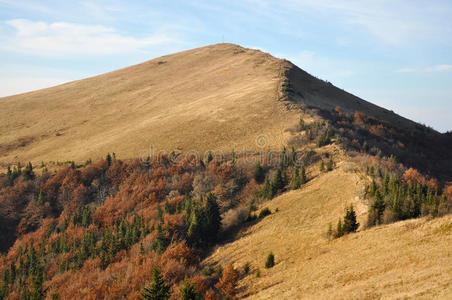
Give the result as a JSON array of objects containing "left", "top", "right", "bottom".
[{"left": 0, "top": 109, "right": 451, "bottom": 300}]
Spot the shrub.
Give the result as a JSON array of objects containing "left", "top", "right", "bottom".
[
  {"left": 265, "top": 252, "right": 275, "bottom": 268},
  {"left": 258, "top": 208, "right": 271, "bottom": 219},
  {"left": 243, "top": 262, "right": 251, "bottom": 275}
]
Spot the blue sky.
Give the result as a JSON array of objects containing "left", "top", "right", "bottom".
[{"left": 1, "top": 0, "right": 451, "bottom": 132}]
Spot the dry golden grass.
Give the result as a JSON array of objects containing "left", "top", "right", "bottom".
[
  {"left": 205, "top": 162, "right": 452, "bottom": 299},
  {"left": 0, "top": 43, "right": 300, "bottom": 167}
]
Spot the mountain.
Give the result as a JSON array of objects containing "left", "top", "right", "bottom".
[
  {"left": 1, "top": 43, "right": 450, "bottom": 179},
  {"left": 0, "top": 44, "right": 299, "bottom": 166},
  {"left": 0, "top": 44, "right": 451, "bottom": 299}
]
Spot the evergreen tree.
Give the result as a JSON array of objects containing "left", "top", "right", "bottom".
[
  {"left": 23, "top": 162, "right": 35, "bottom": 181},
  {"left": 106, "top": 153, "right": 112, "bottom": 166},
  {"left": 206, "top": 151, "right": 213, "bottom": 164},
  {"left": 6, "top": 165, "right": 13, "bottom": 186},
  {"left": 205, "top": 193, "right": 221, "bottom": 244},
  {"left": 300, "top": 166, "right": 306, "bottom": 184},
  {"left": 180, "top": 278, "right": 199, "bottom": 300},
  {"left": 253, "top": 162, "right": 265, "bottom": 184},
  {"left": 326, "top": 158, "right": 334, "bottom": 171},
  {"left": 371, "top": 191, "right": 385, "bottom": 225},
  {"left": 342, "top": 205, "right": 359, "bottom": 233},
  {"left": 272, "top": 169, "right": 284, "bottom": 192},
  {"left": 260, "top": 177, "right": 274, "bottom": 199},
  {"left": 141, "top": 268, "right": 171, "bottom": 300},
  {"left": 265, "top": 252, "right": 275, "bottom": 268},
  {"left": 291, "top": 167, "right": 301, "bottom": 190},
  {"left": 336, "top": 219, "right": 343, "bottom": 237}
]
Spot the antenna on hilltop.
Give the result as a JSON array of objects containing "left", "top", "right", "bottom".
[{"left": 222, "top": 34, "right": 224, "bottom": 44}]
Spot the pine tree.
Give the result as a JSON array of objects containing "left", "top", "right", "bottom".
[
  {"left": 205, "top": 193, "right": 221, "bottom": 244},
  {"left": 336, "top": 219, "right": 343, "bottom": 237},
  {"left": 180, "top": 278, "right": 199, "bottom": 300},
  {"left": 141, "top": 268, "right": 171, "bottom": 300},
  {"left": 371, "top": 191, "right": 386, "bottom": 225},
  {"left": 253, "top": 162, "right": 265, "bottom": 184},
  {"left": 23, "top": 162, "right": 35, "bottom": 181},
  {"left": 260, "top": 177, "right": 274, "bottom": 199},
  {"left": 300, "top": 166, "right": 306, "bottom": 184},
  {"left": 6, "top": 165, "right": 13, "bottom": 186},
  {"left": 291, "top": 167, "right": 301, "bottom": 190},
  {"left": 265, "top": 252, "right": 275, "bottom": 268},
  {"left": 206, "top": 151, "right": 213, "bottom": 164},
  {"left": 272, "top": 169, "right": 284, "bottom": 192},
  {"left": 343, "top": 205, "right": 359, "bottom": 233},
  {"left": 106, "top": 153, "right": 112, "bottom": 166},
  {"left": 326, "top": 157, "right": 334, "bottom": 171}
]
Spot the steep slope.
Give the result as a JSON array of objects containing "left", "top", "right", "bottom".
[
  {"left": 205, "top": 161, "right": 452, "bottom": 299},
  {"left": 0, "top": 44, "right": 300, "bottom": 167}
]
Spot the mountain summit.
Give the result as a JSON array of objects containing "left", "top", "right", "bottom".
[{"left": 0, "top": 43, "right": 450, "bottom": 178}]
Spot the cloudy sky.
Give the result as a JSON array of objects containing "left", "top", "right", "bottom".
[{"left": 1, "top": 0, "right": 451, "bottom": 132}]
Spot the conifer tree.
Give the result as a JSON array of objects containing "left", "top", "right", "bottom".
[
  {"left": 300, "top": 166, "right": 306, "bottom": 184},
  {"left": 106, "top": 153, "right": 112, "bottom": 166},
  {"left": 291, "top": 167, "right": 301, "bottom": 190},
  {"left": 141, "top": 268, "right": 171, "bottom": 300},
  {"left": 180, "top": 278, "right": 199, "bottom": 300},
  {"left": 205, "top": 193, "right": 221, "bottom": 244},
  {"left": 260, "top": 177, "right": 274, "bottom": 199},
  {"left": 336, "top": 219, "right": 343, "bottom": 237},
  {"left": 23, "top": 162, "right": 35, "bottom": 181},
  {"left": 272, "top": 169, "right": 284, "bottom": 192},
  {"left": 253, "top": 162, "right": 265, "bottom": 184},
  {"left": 265, "top": 252, "right": 275, "bottom": 268},
  {"left": 206, "top": 151, "right": 213, "bottom": 164},
  {"left": 343, "top": 205, "right": 359, "bottom": 233},
  {"left": 326, "top": 157, "right": 334, "bottom": 171}
]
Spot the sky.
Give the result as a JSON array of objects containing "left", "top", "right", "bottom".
[{"left": 0, "top": 0, "right": 451, "bottom": 132}]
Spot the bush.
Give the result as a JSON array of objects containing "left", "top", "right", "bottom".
[
  {"left": 243, "top": 262, "right": 251, "bottom": 275},
  {"left": 265, "top": 252, "right": 275, "bottom": 268},
  {"left": 258, "top": 208, "right": 271, "bottom": 219}
]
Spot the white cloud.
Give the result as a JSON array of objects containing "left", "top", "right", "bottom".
[{"left": 1, "top": 19, "right": 179, "bottom": 57}]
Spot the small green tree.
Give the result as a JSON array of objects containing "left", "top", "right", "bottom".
[
  {"left": 336, "top": 219, "right": 343, "bottom": 238},
  {"left": 272, "top": 169, "right": 284, "bottom": 192},
  {"left": 206, "top": 151, "right": 213, "bottom": 164},
  {"left": 180, "top": 278, "right": 199, "bottom": 300},
  {"left": 106, "top": 153, "right": 112, "bottom": 166},
  {"left": 23, "top": 162, "right": 35, "bottom": 181},
  {"left": 320, "top": 161, "right": 325, "bottom": 172},
  {"left": 260, "top": 177, "right": 274, "bottom": 199},
  {"left": 141, "top": 268, "right": 171, "bottom": 300},
  {"left": 343, "top": 205, "right": 359, "bottom": 233},
  {"left": 254, "top": 162, "right": 265, "bottom": 183},
  {"left": 326, "top": 158, "right": 334, "bottom": 171},
  {"left": 265, "top": 252, "right": 275, "bottom": 268}
]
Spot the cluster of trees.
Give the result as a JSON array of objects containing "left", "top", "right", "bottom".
[
  {"left": 0, "top": 151, "right": 294, "bottom": 299},
  {"left": 324, "top": 106, "right": 452, "bottom": 181},
  {"left": 366, "top": 167, "right": 450, "bottom": 226},
  {"left": 297, "top": 118, "right": 334, "bottom": 148},
  {"left": 328, "top": 205, "right": 359, "bottom": 239},
  {"left": 259, "top": 164, "right": 307, "bottom": 200}
]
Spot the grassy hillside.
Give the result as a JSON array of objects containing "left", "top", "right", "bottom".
[
  {"left": 0, "top": 44, "right": 299, "bottom": 167},
  {"left": 205, "top": 161, "right": 452, "bottom": 299}
]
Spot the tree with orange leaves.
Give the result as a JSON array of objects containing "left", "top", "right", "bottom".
[
  {"left": 402, "top": 168, "right": 425, "bottom": 186},
  {"left": 215, "top": 263, "right": 239, "bottom": 298}
]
